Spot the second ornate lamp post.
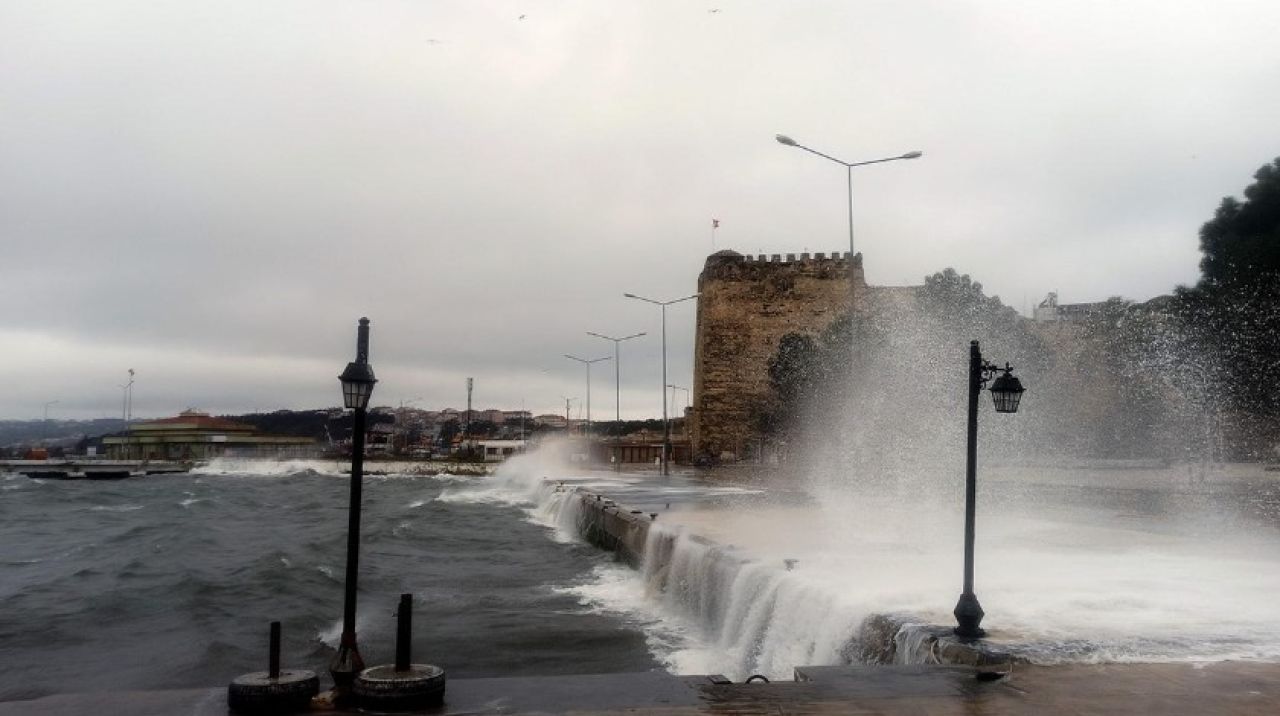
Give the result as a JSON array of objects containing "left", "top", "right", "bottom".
[
  {"left": 953, "top": 339, "right": 1025, "bottom": 640},
  {"left": 331, "top": 318, "right": 378, "bottom": 689}
]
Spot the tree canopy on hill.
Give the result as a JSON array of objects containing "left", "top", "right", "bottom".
[{"left": 1176, "top": 157, "right": 1280, "bottom": 451}]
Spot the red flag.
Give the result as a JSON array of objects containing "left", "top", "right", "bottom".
[{"left": 712, "top": 219, "right": 720, "bottom": 229}]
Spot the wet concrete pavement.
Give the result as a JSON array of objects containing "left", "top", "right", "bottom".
[{"left": 5, "top": 662, "right": 1279, "bottom": 715}]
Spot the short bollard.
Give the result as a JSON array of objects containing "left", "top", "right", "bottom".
[
  {"left": 353, "top": 594, "right": 446, "bottom": 710},
  {"left": 227, "top": 621, "right": 319, "bottom": 714}
]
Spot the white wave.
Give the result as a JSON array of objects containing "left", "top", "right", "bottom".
[
  {"left": 193, "top": 457, "right": 348, "bottom": 478},
  {"left": 90, "top": 504, "right": 145, "bottom": 512},
  {"left": 316, "top": 619, "right": 342, "bottom": 648},
  {"left": 407, "top": 499, "right": 427, "bottom": 508},
  {"left": 178, "top": 498, "right": 203, "bottom": 508},
  {"left": 552, "top": 562, "right": 710, "bottom": 674}
]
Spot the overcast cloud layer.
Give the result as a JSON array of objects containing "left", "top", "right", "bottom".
[{"left": 3, "top": 1, "right": 1278, "bottom": 420}]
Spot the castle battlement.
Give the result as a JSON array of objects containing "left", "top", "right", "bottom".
[{"left": 701, "top": 249, "right": 862, "bottom": 282}]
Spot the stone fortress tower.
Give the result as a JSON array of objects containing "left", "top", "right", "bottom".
[{"left": 690, "top": 249, "right": 864, "bottom": 462}]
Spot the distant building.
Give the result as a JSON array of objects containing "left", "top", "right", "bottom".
[
  {"left": 102, "top": 409, "right": 317, "bottom": 460},
  {"left": 1033, "top": 292, "right": 1107, "bottom": 323},
  {"left": 479, "top": 409, "right": 506, "bottom": 424},
  {"left": 476, "top": 439, "right": 527, "bottom": 462},
  {"left": 534, "top": 414, "right": 567, "bottom": 428}
]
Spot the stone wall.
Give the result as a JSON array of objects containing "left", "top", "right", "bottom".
[{"left": 690, "top": 250, "right": 864, "bottom": 461}]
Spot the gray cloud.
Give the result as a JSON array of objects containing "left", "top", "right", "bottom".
[{"left": 3, "top": 0, "right": 1278, "bottom": 419}]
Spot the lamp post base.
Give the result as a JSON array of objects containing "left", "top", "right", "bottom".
[
  {"left": 329, "top": 639, "right": 365, "bottom": 692},
  {"left": 953, "top": 592, "right": 986, "bottom": 640}
]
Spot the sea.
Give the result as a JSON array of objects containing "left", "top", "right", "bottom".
[
  {"left": 5, "top": 454, "right": 1280, "bottom": 703},
  {"left": 0, "top": 457, "right": 669, "bottom": 702}
]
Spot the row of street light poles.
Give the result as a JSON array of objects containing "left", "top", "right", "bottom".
[{"left": 565, "top": 295, "right": 697, "bottom": 477}]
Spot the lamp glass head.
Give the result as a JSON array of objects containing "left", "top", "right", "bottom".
[
  {"left": 339, "top": 362, "right": 377, "bottom": 410},
  {"left": 989, "top": 372, "right": 1025, "bottom": 414}
]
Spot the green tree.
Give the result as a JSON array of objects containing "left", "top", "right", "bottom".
[
  {"left": 1179, "top": 157, "right": 1280, "bottom": 456},
  {"left": 1197, "top": 158, "right": 1280, "bottom": 290}
]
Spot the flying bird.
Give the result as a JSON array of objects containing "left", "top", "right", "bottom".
[
  {"left": 518, "top": 14, "right": 526, "bottom": 20},
  {"left": 708, "top": 8, "right": 721, "bottom": 13}
]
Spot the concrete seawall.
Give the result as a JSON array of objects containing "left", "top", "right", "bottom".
[
  {"left": 559, "top": 484, "right": 1015, "bottom": 669},
  {"left": 562, "top": 487, "right": 653, "bottom": 567}
]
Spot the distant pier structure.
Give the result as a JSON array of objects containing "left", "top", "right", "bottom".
[{"left": 102, "top": 409, "right": 318, "bottom": 460}]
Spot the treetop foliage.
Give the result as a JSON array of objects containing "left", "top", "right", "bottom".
[{"left": 1198, "top": 157, "right": 1280, "bottom": 289}]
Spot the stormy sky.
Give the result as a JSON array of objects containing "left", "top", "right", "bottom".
[{"left": 3, "top": 1, "right": 1278, "bottom": 420}]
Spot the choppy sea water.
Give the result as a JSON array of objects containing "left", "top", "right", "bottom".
[
  {"left": 0, "top": 459, "right": 658, "bottom": 702},
  {"left": 6, "top": 453, "right": 1280, "bottom": 701}
]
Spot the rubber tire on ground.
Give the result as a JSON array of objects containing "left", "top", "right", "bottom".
[
  {"left": 354, "top": 663, "right": 446, "bottom": 711},
  {"left": 227, "top": 670, "right": 319, "bottom": 714}
]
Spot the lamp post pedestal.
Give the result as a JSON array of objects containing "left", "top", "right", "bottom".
[{"left": 953, "top": 592, "right": 986, "bottom": 640}]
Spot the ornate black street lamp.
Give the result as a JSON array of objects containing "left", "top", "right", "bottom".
[
  {"left": 331, "top": 318, "right": 377, "bottom": 689},
  {"left": 954, "top": 340, "right": 1025, "bottom": 640}
]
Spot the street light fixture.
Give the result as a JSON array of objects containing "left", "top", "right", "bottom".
[
  {"left": 332, "top": 318, "right": 378, "bottom": 691},
  {"left": 587, "top": 330, "right": 646, "bottom": 470},
  {"left": 623, "top": 292, "right": 699, "bottom": 476},
  {"left": 563, "top": 354, "right": 610, "bottom": 439},
  {"left": 953, "top": 340, "right": 1025, "bottom": 640},
  {"left": 773, "top": 133, "right": 922, "bottom": 259}
]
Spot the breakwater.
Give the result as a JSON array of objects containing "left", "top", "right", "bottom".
[{"left": 537, "top": 482, "right": 1010, "bottom": 677}]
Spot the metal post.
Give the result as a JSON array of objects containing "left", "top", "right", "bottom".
[
  {"left": 846, "top": 165, "right": 854, "bottom": 257},
  {"left": 661, "top": 304, "right": 669, "bottom": 476},
  {"left": 332, "top": 320, "right": 371, "bottom": 688},
  {"left": 269, "top": 621, "right": 281, "bottom": 679},
  {"left": 954, "top": 340, "right": 986, "bottom": 639},
  {"left": 395, "top": 594, "right": 412, "bottom": 672}
]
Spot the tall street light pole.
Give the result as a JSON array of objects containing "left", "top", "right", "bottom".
[
  {"left": 587, "top": 330, "right": 646, "bottom": 471},
  {"left": 332, "top": 318, "right": 378, "bottom": 692},
  {"left": 774, "top": 134, "right": 921, "bottom": 260},
  {"left": 564, "top": 354, "right": 610, "bottom": 440},
  {"left": 43, "top": 400, "right": 59, "bottom": 441},
  {"left": 624, "top": 292, "right": 698, "bottom": 476}
]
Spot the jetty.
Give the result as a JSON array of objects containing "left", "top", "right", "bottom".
[{"left": 0, "top": 459, "right": 193, "bottom": 480}]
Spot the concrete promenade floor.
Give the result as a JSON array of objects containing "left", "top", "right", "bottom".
[{"left": 4, "top": 663, "right": 1279, "bottom": 715}]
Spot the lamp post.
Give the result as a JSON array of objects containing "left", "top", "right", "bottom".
[
  {"left": 953, "top": 340, "right": 1025, "bottom": 640},
  {"left": 564, "top": 354, "right": 610, "bottom": 439},
  {"left": 623, "top": 292, "right": 698, "bottom": 476},
  {"left": 587, "top": 330, "right": 646, "bottom": 470},
  {"left": 774, "top": 134, "right": 921, "bottom": 260},
  {"left": 331, "top": 318, "right": 378, "bottom": 690},
  {"left": 42, "top": 400, "right": 59, "bottom": 441}
]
